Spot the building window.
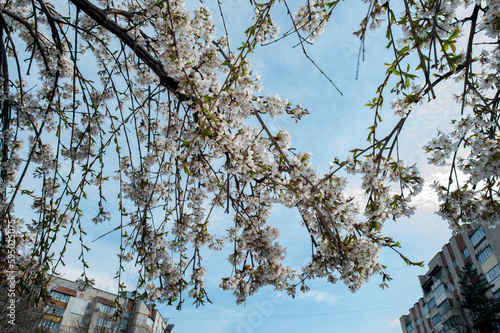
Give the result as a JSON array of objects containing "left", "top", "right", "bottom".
[
  {"left": 406, "top": 322, "right": 414, "bottom": 332},
  {"left": 40, "top": 319, "right": 60, "bottom": 332},
  {"left": 47, "top": 305, "right": 65, "bottom": 316},
  {"left": 438, "top": 299, "right": 450, "bottom": 314},
  {"left": 432, "top": 313, "right": 441, "bottom": 325},
  {"left": 462, "top": 247, "right": 470, "bottom": 259},
  {"left": 100, "top": 304, "right": 115, "bottom": 314},
  {"left": 477, "top": 245, "right": 493, "bottom": 264},
  {"left": 51, "top": 291, "right": 70, "bottom": 302},
  {"left": 494, "top": 289, "right": 500, "bottom": 298},
  {"left": 486, "top": 265, "right": 500, "bottom": 282},
  {"left": 96, "top": 317, "right": 112, "bottom": 328},
  {"left": 433, "top": 283, "right": 446, "bottom": 298},
  {"left": 120, "top": 319, "right": 128, "bottom": 330},
  {"left": 452, "top": 258, "right": 458, "bottom": 267},
  {"left": 427, "top": 297, "right": 437, "bottom": 310},
  {"left": 423, "top": 303, "right": 428, "bottom": 313},
  {"left": 471, "top": 226, "right": 486, "bottom": 247}
]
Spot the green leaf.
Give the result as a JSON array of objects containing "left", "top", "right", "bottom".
[
  {"left": 200, "top": 129, "right": 214, "bottom": 138},
  {"left": 349, "top": 148, "right": 359, "bottom": 156},
  {"left": 450, "top": 61, "right": 457, "bottom": 73},
  {"left": 183, "top": 164, "right": 192, "bottom": 176},
  {"left": 449, "top": 27, "right": 460, "bottom": 41}
]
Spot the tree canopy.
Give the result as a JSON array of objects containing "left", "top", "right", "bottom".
[
  {"left": 459, "top": 262, "right": 500, "bottom": 333},
  {"left": 0, "top": 0, "right": 498, "bottom": 307}
]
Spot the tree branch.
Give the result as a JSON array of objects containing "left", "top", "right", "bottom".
[{"left": 69, "top": 0, "right": 183, "bottom": 99}]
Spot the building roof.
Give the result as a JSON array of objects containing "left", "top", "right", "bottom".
[
  {"left": 97, "top": 296, "right": 115, "bottom": 307},
  {"left": 52, "top": 285, "right": 77, "bottom": 297}
]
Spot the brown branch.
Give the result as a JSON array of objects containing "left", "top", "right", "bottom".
[
  {"left": 36, "top": 0, "right": 63, "bottom": 53},
  {"left": 0, "top": 8, "right": 51, "bottom": 73},
  {"left": 461, "top": 4, "right": 480, "bottom": 115},
  {"left": 68, "top": 0, "right": 183, "bottom": 99},
  {"left": 403, "top": 0, "right": 436, "bottom": 100},
  {"left": 282, "top": 0, "right": 342, "bottom": 95}
]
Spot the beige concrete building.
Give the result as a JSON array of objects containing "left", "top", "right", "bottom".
[
  {"left": 400, "top": 224, "right": 500, "bottom": 333},
  {"left": 38, "top": 276, "right": 174, "bottom": 333}
]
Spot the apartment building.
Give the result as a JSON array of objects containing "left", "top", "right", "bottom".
[
  {"left": 38, "top": 276, "right": 175, "bottom": 333},
  {"left": 400, "top": 224, "right": 500, "bottom": 333}
]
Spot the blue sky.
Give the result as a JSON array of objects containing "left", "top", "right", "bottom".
[{"left": 51, "top": 1, "right": 466, "bottom": 332}]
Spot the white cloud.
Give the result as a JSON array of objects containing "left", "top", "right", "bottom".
[
  {"left": 389, "top": 318, "right": 400, "bottom": 327},
  {"left": 297, "top": 290, "right": 342, "bottom": 306},
  {"left": 411, "top": 179, "right": 442, "bottom": 211}
]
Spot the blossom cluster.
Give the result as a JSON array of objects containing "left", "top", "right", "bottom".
[
  {"left": 427, "top": 115, "right": 500, "bottom": 229},
  {"left": 293, "top": 2, "right": 330, "bottom": 42},
  {"left": 3, "top": 0, "right": 495, "bottom": 307},
  {"left": 358, "top": 0, "right": 500, "bottom": 233}
]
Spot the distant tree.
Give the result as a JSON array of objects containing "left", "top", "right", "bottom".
[
  {"left": 0, "top": 0, "right": 498, "bottom": 307},
  {"left": 459, "top": 263, "right": 500, "bottom": 333},
  {"left": 0, "top": 281, "right": 47, "bottom": 333}
]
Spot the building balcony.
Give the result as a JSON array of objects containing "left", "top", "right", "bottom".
[
  {"left": 435, "top": 290, "right": 454, "bottom": 308},
  {"left": 51, "top": 299, "right": 68, "bottom": 308},
  {"left": 429, "top": 305, "right": 440, "bottom": 318},
  {"left": 41, "top": 314, "right": 62, "bottom": 322},
  {"left": 95, "top": 325, "right": 111, "bottom": 333}
]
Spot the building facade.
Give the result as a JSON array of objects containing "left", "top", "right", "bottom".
[
  {"left": 38, "top": 276, "right": 174, "bottom": 333},
  {"left": 400, "top": 224, "right": 500, "bottom": 333}
]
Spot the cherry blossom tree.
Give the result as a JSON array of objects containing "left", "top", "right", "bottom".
[{"left": 0, "top": 0, "right": 498, "bottom": 308}]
